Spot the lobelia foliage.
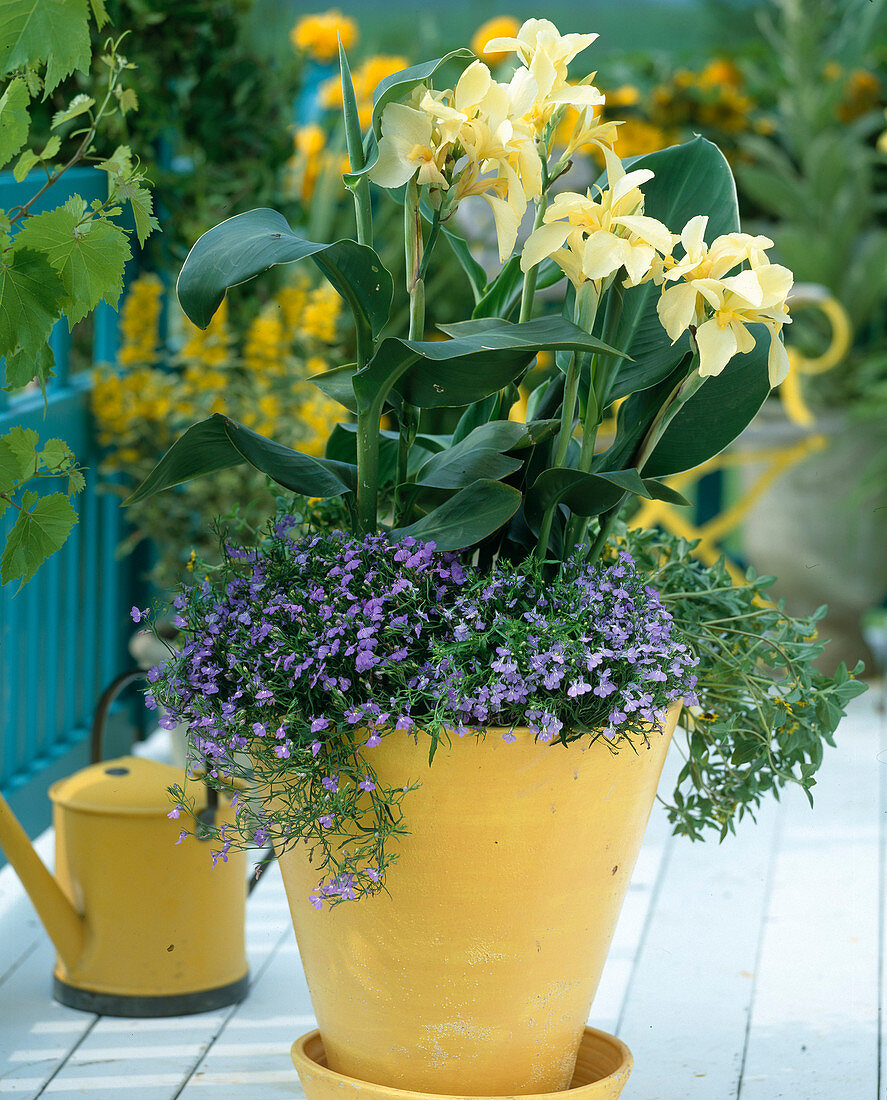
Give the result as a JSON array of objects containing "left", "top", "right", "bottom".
[
  {"left": 131, "top": 18, "right": 865, "bottom": 902},
  {"left": 0, "top": 3, "right": 158, "bottom": 588}
]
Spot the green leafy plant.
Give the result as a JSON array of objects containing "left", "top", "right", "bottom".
[
  {"left": 0, "top": 4, "right": 158, "bottom": 587},
  {"left": 622, "top": 524, "right": 866, "bottom": 839},
  {"left": 734, "top": 0, "right": 887, "bottom": 410}
]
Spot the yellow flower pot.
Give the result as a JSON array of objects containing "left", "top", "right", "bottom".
[{"left": 277, "top": 704, "right": 680, "bottom": 1095}]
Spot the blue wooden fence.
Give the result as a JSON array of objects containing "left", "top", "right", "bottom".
[{"left": 0, "top": 168, "right": 143, "bottom": 809}]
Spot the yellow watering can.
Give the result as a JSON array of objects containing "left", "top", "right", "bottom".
[{"left": 0, "top": 670, "right": 251, "bottom": 1016}]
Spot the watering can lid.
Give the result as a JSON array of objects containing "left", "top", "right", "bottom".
[{"left": 49, "top": 756, "right": 201, "bottom": 816}]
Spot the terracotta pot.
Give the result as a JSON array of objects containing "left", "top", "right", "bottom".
[{"left": 277, "top": 705, "right": 681, "bottom": 1095}]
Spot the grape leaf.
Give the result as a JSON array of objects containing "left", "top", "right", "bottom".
[
  {"left": 0, "top": 0, "right": 92, "bottom": 95},
  {"left": 13, "top": 146, "right": 37, "bottom": 180},
  {"left": 39, "top": 437, "right": 73, "bottom": 471},
  {"left": 2, "top": 425, "right": 38, "bottom": 477},
  {"left": 0, "top": 247, "right": 64, "bottom": 359},
  {"left": 4, "top": 342, "right": 54, "bottom": 391},
  {"left": 0, "top": 490, "right": 78, "bottom": 588},
  {"left": 117, "top": 180, "right": 158, "bottom": 246},
  {"left": 0, "top": 76, "right": 29, "bottom": 169},
  {"left": 88, "top": 0, "right": 107, "bottom": 28},
  {"left": 16, "top": 206, "right": 130, "bottom": 325},
  {"left": 51, "top": 93, "right": 94, "bottom": 130},
  {"left": 39, "top": 133, "right": 59, "bottom": 160},
  {"left": 0, "top": 437, "right": 23, "bottom": 493}
]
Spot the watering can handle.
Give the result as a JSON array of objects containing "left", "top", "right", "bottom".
[
  {"left": 89, "top": 667, "right": 219, "bottom": 817},
  {"left": 89, "top": 669, "right": 274, "bottom": 893},
  {"left": 89, "top": 667, "right": 146, "bottom": 764}
]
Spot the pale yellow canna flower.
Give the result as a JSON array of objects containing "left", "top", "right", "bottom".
[
  {"left": 657, "top": 250, "right": 793, "bottom": 385},
  {"left": 471, "top": 15, "right": 522, "bottom": 65},
  {"left": 369, "top": 100, "right": 450, "bottom": 190},
  {"left": 484, "top": 18, "right": 603, "bottom": 136},
  {"left": 663, "top": 215, "right": 776, "bottom": 284},
  {"left": 520, "top": 145, "right": 676, "bottom": 287},
  {"left": 558, "top": 104, "right": 621, "bottom": 159},
  {"left": 484, "top": 18, "right": 598, "bottom": 76}
]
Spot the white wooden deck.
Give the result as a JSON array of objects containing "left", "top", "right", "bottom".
[{"left": 0, "top": 684, "right": 883, "bottom": 1099}]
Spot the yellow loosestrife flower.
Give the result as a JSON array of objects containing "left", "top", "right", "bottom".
[
  {"left": 291, "top": 10, "right": 357, "bottom": 63},
  {"left": 118, "top": 274, "right": 163, "bottom": 366},
  {"left": 301, "top": 284, "right": 341, "bottom": 344},
  {"left": 180, "top": 299, "right": 230, "bottom": 367}
]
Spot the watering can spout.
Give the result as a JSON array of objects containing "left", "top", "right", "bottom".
[{"left": 0, "top": 792, "right": 85, "bottom": 971}]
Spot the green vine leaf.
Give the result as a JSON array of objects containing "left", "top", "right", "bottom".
[
  {"left": 50, "top": 92, "right": 94, "bottom": 130},
  {"left": 4, "top": 342, "right": 54, "bottom": 391},
  {"left": 0, "top": 0, "right": 93, "bottom": 95},
  {"left": 0, "top": 247, "right": 64, "bottom": 362},
  {"left": 15, "top": 203, "right": 131, "bottom": 326},
  {"left": 12, "top": 145, "right": 37, "bottom": 181},
  {"left": 0, "top": 490, "right": 77, "bottom": 589},
  {"left": 0, "top": 75, "right": 30, "bottom": 169}
]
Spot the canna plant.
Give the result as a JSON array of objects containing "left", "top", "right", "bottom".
[{"left": 125, "top": 19, "right": 792, "bottom": 577}]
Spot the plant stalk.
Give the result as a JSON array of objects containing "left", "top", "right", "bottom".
[
  {"left": 518, "top": 194, "right": 549, "bottom": 323},
  {"left": 394, "top": 180, "right": 425, "bottom": 526},
  {"left": 583, "top": 351, "right": 705, "bottom": 568}
]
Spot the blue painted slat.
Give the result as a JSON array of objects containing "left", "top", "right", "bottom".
[
  {"left": 49, "top": 321, "right": 72, "bottom": 386},
  {"left": 99, "top": 488, "right": 120, "bottom": 689},
  {"left": 93, "top": 300, "right": 119, "bottom": 366},
  {"left": 43, "top": 550, "right": 61, "bottom": 756},
  {"left": 79, "top": 472, "right": 100, "bottom": 730},
  {"left": 62, "top": 516, "right": 81, "bottom": 744},
  {"left": 0, "top": 509, "right": 17, "bottom": 785},
  {"left": 19, "top": 571, "right": 40, "bottom": 767}
]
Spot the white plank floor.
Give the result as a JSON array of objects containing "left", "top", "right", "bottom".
[{"left": 0, "top": 684, "right": 882, "bottom": 1099}]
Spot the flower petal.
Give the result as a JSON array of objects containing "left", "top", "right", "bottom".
[
  {"left": 657, "top": 282, "right": 699, "bottom": 342},
  {"left": 767, "top": 326, "right": 791, "bottom": 386},
  {"left": 680, "top": 215, "right": 708, "bottom": 258},
  {"left": 521, "top": 220, "right": 572, "bottom": 271},
  {"left": 695, "top": 318, "right": 738, "bottom": 377}
]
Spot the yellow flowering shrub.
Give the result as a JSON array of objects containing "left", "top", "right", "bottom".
[
  {"left": 835, "top": 67, "right": 883, "bottom": 123},
  {"left": 290, "top": 9, "right": 357, "bottom": 63},
  {"left": 92, "top": 274, "right": 345, "bottom": 591},
  {"left": 559, "top": 57, "right": 767, "bottom": 173}
]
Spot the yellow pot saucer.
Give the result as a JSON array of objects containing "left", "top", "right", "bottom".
[{"left": 291, "top": 1026, "right": 633, "bottom": 1100}]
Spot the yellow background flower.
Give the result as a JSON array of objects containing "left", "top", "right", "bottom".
[
  {"left": 291, "top": 10, "right": 357, "bottom": 63},
  {"left": 471, "top": 16, "right": 521, "bottom": 65}
]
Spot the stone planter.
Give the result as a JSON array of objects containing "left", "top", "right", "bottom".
[{"left": 736, "top": 405, "right": 887, "bottom": 673}]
